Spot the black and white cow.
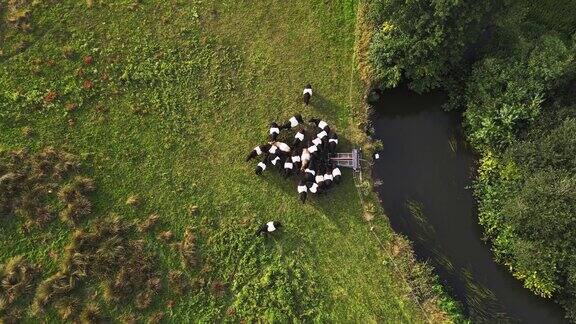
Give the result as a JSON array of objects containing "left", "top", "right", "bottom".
[
  {"left": 283, "top": 158, "right": 294, "bottom": 179},
  {"left": 303, "top": 84, "right": 313, "bottom": 106},
  {"left": 293, "top": 129, "right": 306, "bottom": 147},
  {"left": 308, "top": 182, "right": 319, "bottom": 194},
  {"left": 297, "top": 179, "right": 308, "bottom": 203},
  {"left": 323, "top": 168, "right": 333, "bottom": 189},
  {"left": 268, "top": 144, "right": 279, "bottom": 155},
  {"left": 328, "top": 132, "right": 339, "bottom": 154},
  {"left": 307, "top": 141, "right": 319, "bottom": 157},
  {"left": 282, "top": 114, "right": 304, "bottom": 130},
  {"left": 304, "top": 158, "right": 316, "bottom": 182},
  {"left": 256, "top": 221, "right": 283, "bottom": 236},
  {"left": 255, "top": 157, "right": 268, "bottom": 175},
  {"left": 291, "top": 148, "right": 302, "bottom": 170},
  {"left": 269, "top": 154, "right": 282, "bottom": 167},
  {"left": 269, "top": 122, "right": 281, "bottom": 142},
  {"left": 246, "top": 144, "right": 271, "bottom": 162},
  {"left": 332, "top": 164, "right": 342, "bottom": 184},
  {"left": 309, "top": 118, "right": 330, "bottom": 133}
]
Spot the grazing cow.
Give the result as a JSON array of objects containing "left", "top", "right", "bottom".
[
  {"left": 256, "top": 221, "right": 283, "bottom": 236},
  {"left": 300, "top": 148, "right": 311, "bottom": 170},
  {"left": 304, "top": 159, "right": 316, "bottom": 182},
  {"left": 282, "top": 114, "right": 304, "bottom": 130},
  {"left": 255, "top": 157, "right": 268, "bottom": 175},
  {"left": 297, "top": 180, "right": 308, "bottom": 203},
  {"left": 246, "top": 144, "right": 271, "bottom": 162},
  {"left": 315, "top": 173, "right": 325, "bottom": 190},
  {"left": 269, "top": 122, "right": 281, "bottom": 141},
  {"left": 274, "top": 141, "right": 291, "bottom": 154},
  {"left": 308, "top": 182, "right": 319, "bottom": 194},
  {"left": 269, "top": 154, "right": 281, "bottom": 167},
  {"left": 316, "top": 130, "right": 328, "bottom": 141},
  {"left": 303, "top": 84, "right": 313, "bottom": 105},
  {"left": 328, "top": 132, "right": 338, "bottom": 154},
  {"left": 283, "top": 159, "right": 294, "bottom": 178},
  {"left": 332, "top": 165, "right": 342, "bottom": 184},
  {"left": 312, "top": 137, "right": 322, "bottom": 147},
  {"left": 309, "top": 118, "right": 330, "bottom": 133},
  {"left": 315, "top": 164, "right": 326, "bottom": 188},
  {"left": 307, "top": 141, "right": 319, "bottom": 156},
  {"left": 324, "top": 170, "right": 333, "bottom": 189},
  {"left": 293, "top": 130, "right": 306, "bottom": 147},
  {"left": 291, "top": 149, "right": 302, "bottom": 170},
  {"left": 268, "top": 144, "right": 279, "bottom": 155}
]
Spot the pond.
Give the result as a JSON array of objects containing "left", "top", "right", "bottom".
[{"left": 371, "top": 86, "right": 566, "bottom": 323}]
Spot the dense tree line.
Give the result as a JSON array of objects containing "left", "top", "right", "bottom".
[{"left": 367, "top": 0, "right": 576, "bottom": 320}]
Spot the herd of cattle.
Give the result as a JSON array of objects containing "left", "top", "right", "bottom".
[{"left": 245, "top": 111, "right": 343, "bottom": 204}]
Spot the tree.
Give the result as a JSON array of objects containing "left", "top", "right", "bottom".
[
  {"left": 368, "top": 0, "right": 493, "bottom": 92},
  {"left": 462, "top": 34, "right": 573, "bottom": 151}
]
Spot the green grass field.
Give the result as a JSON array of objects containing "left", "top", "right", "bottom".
[{"left": 1, "top": 0, "right": 439, "bottom": 321}]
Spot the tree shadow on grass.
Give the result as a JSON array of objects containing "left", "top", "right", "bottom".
[
  {"left": 257, "top": 134, "right": 361, "bottom": 236},
  {"left": 310, "top": 91, "right": 344, "bottom": 120}
]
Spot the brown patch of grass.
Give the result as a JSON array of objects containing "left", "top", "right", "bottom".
[
  {"left": 33, "top": 216, "right": 163, "bottom": 315},
  {"left": 0, "top": 148, "right": 88, "bottom": 227},
  {"left": 82, "top": 79, "right": 94, "bottom": 90},
  {"left": 137, "top": 213, "right": 160, "bottom": 232},
  {"left": 6, "top": 0, "right": 32, "bottom": 31},
  {"left": 187, "top": 205, "right": 199, "bottom": 216},
  {"left": 57, "top": 176, "right": 96, "bottom": 225},
  {"left": 21, "top": 126, "right": 33, "bottom": 137},
  {"left": 0, "top": 256, "right": 41, "bottom": 315},
  {"left": 43, "top": 90, "right": 57, "bottom": 103},
  {"left": 83, "top": 55, "right": 93, "bottom": 65},
  {"left": 210, "top": 280, "right": 226, "bottom": 297},
  {"left": 54, "top": 297, "right": 80, "bottom": 321},
  {"left": 147, "top": 311, "right": 164, "bottom": 324},
  {"left": 79, "top": 303, "right": 107, "bottom": 323},
  {"left": 174, "top": 227, "right": 198, "bottom": 270},
  {"left": 156, "top": 231, "right": 173, "bottom": 242},
  {"left": 65, "top": 103, "right": 78, "bottom": 112},
  {"left": 168, "top": 270, "right": 190, "bottom": 296},
  {"left": 125, "top": 194, "right": 141, "bottom": 207}
]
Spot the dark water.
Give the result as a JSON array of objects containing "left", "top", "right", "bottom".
[{"left": 371, "top": 87, "right": 566, "bottom": 323}]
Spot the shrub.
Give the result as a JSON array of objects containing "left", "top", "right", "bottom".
[
  {"left": 463, "top": 34, "right": 573, "bottom": 151},
  {"left": 368, "top": 0, "right": 493, "bottom": 92}
]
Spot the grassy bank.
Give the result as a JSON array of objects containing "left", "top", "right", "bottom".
[{"left": 0, "top": 0, "right": 449, "bottom": 321}]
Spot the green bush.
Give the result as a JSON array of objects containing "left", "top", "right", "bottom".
[
  {"left": 474, "top": 114, "right": 576, "bottom": 319},
  {"left": 462, "top": 34, "right": 573, "bottom": 151},
  {"left": 367, "top": 0, "right": 493, "bottom": 92}
]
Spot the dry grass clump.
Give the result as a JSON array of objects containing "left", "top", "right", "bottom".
[
  {"left": 54, "top": 297, "right": 80, "bottom": 321},
  {"left": 79, "top": 303, "right": 107, "bottom": 324},
  {"left": 210, "top": 280, "right": 226, "bottom": 297},
  {"left": 0, "top": 256, "right": 41, "bottom": 316},
  {"left": 147, "top": 311, "right": 164, "bottom": 324},
  {"left": 6, "top": 0, "right": 32, "bottom": 31},
  {"left": 156, "top": 231, "right": 173, "bottom": 242},
  {"left": 33, "top": 216, "right": 163, "bottom": 317},
  {"left": 57, "top": 176, "right": 96, "bottom": 225},
  {"left": 0, "top": 148, "right": 89, "bottom": 228},
  {"left": 125, "top": 194, "right": 141, "bottom": 207},
  {"left": 173, "top": 227, "right": 198, "bottom": 269},
  {"left": 137, "top": 213, "right": 160, "bottom": 232},
  {"left": 31, "top": 271, "right": 77, "bottom": 316},
  {"left": 168, "top": 270, "right": 190, "bottom": 296}
]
